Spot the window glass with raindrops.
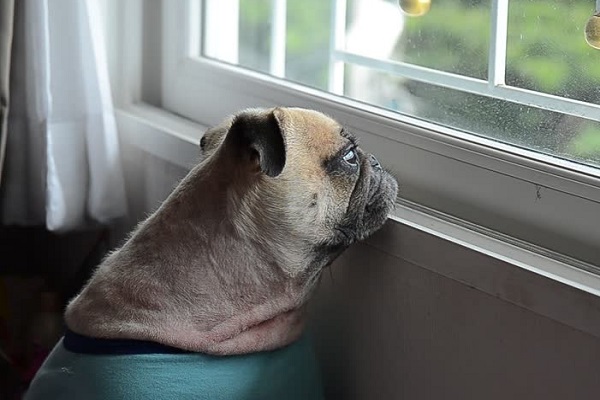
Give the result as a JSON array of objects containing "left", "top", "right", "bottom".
[{"left": 202, "top": 0, "right": 600, "bottom": 169}]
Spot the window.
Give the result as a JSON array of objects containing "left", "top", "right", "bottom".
[
  {"left": 161, "top": 0, "right": 600, "bottom": 269},
  {"left": 201, "top": 0, "right": 600, "bottom": 169}
]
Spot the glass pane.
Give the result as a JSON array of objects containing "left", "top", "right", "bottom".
[
  {"left": 200, "top": 0, "right": 600, "bottom": 169},
  {"left": 285, "top": 0, "right": 332, "bottom": 90},
  {"left": 203, "top": 0, "right": 332, "bottom": 91},
  {"left": 237, "top": 0, "right": 272, "bottom": 74},
  {"left": 506, "top": 0, "right": 599, "bottom": 103},
  {"left": 346, "top": 0, "right": 490, "bottom": 79},
  {"left": 346, "top": 63, "right": 600, "bottom": 167}
]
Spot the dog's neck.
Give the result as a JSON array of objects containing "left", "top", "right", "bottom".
[{"left": 65, "top": 165, "right": 317, "bottom": 355}]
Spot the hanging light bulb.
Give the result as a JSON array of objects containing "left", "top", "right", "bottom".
[
  {"left": 585, "top": 12, "right": 600, "bottom": 49},
  {"left": 398, "top": 0, "right": 431, "bottom": 17}
]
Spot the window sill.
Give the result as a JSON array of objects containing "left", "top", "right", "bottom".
[
  {"left": 115, "top": 103, "right": 203, "bottom": 168},
  {"left": 115, "top": 103, "right": 600, "bottom": 339}
]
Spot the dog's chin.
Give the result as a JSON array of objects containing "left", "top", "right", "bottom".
[{"left": 207, "top": 307, "right": 307, "bottom": 355}]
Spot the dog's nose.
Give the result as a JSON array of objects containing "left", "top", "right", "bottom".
[{"left": 369, "top": 155, "right": 382, "bottom": 171}]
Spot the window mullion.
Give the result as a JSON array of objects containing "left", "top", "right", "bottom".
[
  {"left": 328, "top": 0, "right": 347, "bottom": 95},
  {"left": 269, "top": 0, "right": 287, "bottom": 78},
  {"left": 488, "top": 0, "right": 509, "bottom": 87}
]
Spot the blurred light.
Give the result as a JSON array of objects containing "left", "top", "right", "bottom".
[
  {"left": 585, "top": 13, "right": 600, "bottom": 49},
  {"left": 398, "top": 0, "right": 431, "bottom": 17}
]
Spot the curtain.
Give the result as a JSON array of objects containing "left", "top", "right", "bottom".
[
  {"left": 1, "top": 0, "right": 127, "bottom": 232},
  {"left": 0, "top": 0, "right": 15, "bottom": 185}
]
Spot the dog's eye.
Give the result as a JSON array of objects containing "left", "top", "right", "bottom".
[{"left": 342, "top": 148, "right": 358, "bottom": 166}]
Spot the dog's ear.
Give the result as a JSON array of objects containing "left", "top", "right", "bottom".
[{"left": 226, "top": 109, "right": 286, "bottom": 177}]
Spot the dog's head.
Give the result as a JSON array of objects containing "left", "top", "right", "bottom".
[{"left": 199, "top": 107, "right": 398, "bottom": 276}]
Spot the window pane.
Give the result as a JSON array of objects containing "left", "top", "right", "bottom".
[
  {"left": 506, "top": 0, "right": 599, "bottom": 103},
  {"left": 200, "top": 0, "right": 600, "bottom": 169},
  {"left": 347, "top": 63, "right": 600, "bottom": 167},
  {"left": 237, "top": 0, "right": 272, "bottom": 74},
  {"left": 346, "top": 0, "right": 490, "bottom": 79},
  {"left": 285, "top": 0, "right": 332, "bottom": 90},
  {"left": 214, "top": 0, "right": 332, "bottom": 91}
]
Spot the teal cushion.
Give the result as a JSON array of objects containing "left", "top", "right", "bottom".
[{"left": 24, "top": 334, "right": 325, "bottom": 400}]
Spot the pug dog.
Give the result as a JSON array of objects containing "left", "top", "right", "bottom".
[{"left": 24, "top": 107, "right": 398, "bottom": 400}]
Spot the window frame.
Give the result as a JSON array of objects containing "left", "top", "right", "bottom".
[{"left": 160, "top": 0, "right": 600, "bottom": 267}]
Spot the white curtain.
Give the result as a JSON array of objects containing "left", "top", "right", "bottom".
[{"left": 1, "top": 0, "right": 127, "bottom": 232}]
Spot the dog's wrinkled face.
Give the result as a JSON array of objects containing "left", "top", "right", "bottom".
[{"left": 200, "top": 107, "right": 398, "bottom": 275}]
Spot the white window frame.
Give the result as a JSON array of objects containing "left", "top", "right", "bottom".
[{"left": 110, "top": 0, "right": 600, "bottom": 295}]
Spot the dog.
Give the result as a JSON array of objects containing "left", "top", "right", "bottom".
[{"left": 24, "top": 107, "right": 398, "bottom": 399}]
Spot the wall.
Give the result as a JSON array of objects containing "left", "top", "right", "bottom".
[
  {"left": 117, "top": 129, "right": 600, "bottom": 399},
  {"left": 309, "top": 229, "right": 600, "bottom": 399}
]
